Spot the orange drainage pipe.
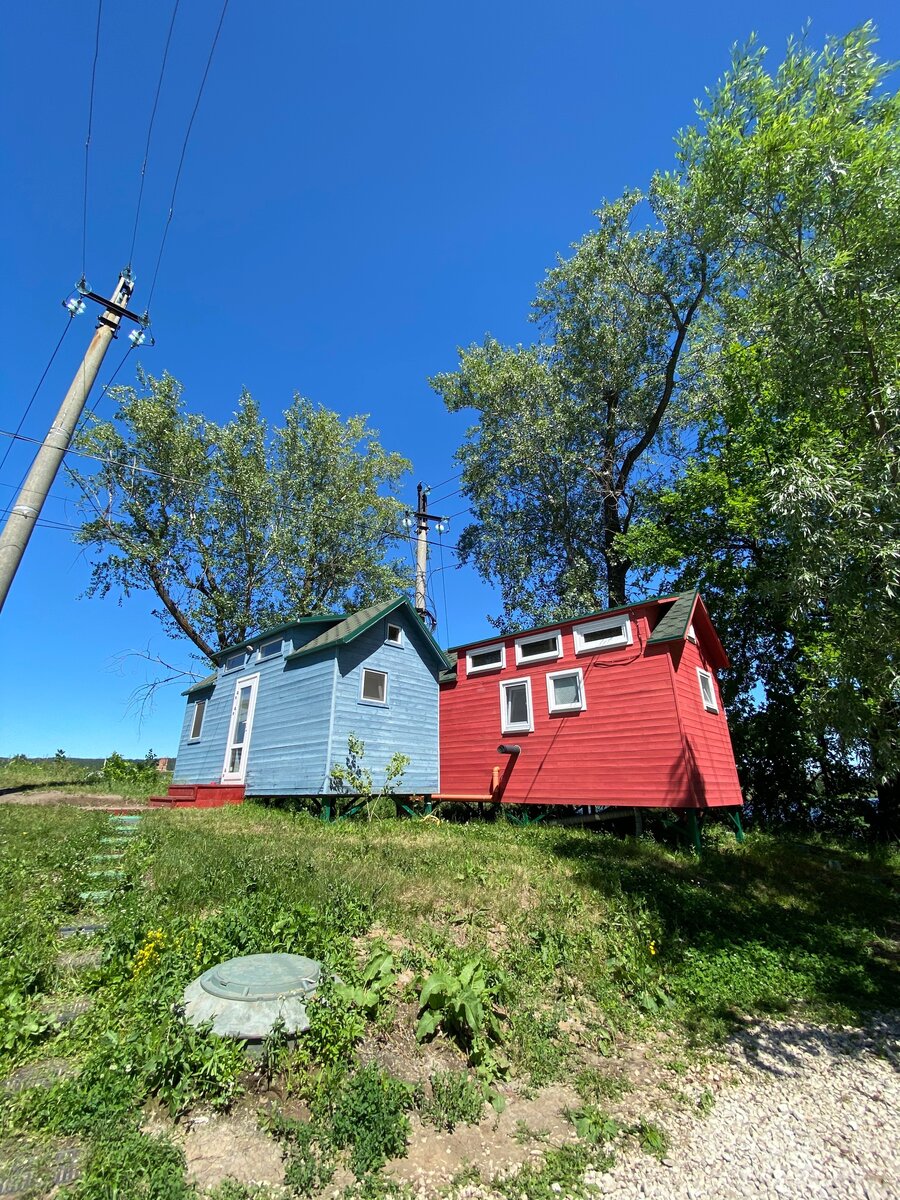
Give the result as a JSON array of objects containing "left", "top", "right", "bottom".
[{"left": 432, "top": 765, "right": 504, "bottom": 803}]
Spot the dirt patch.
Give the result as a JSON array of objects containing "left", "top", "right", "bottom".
[
  {"left": 184, "top": 1106, "right": 285, "bottom": 1192},
  {"left": 385, "top": 1082, "right": 581, "bottom": 1193},
  {"left": 0, "top": 790, "right": 149, "bottom": 809}
]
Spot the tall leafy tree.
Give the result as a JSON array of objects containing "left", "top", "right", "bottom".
[
  {"left": 629, "top": 26, "right": 900, "bottom": 830},
  {"left": 71, "top": 371, "right": 412, "bottom": 661},
  {"left": 432, "top": 183, "right": 717, "bottom": 630}
]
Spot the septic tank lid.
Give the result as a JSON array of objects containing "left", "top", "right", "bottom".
[{"left": 199, "top": 953, "right": 321, "bottom": 1002}]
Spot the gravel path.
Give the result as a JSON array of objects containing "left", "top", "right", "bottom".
[{"left": 594, "top": 1015, "right": 900, "bottom": 1200}]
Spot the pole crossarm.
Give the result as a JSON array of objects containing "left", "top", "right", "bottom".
[{"left": 0, "top": 271, "right": 136, "bottom": 613}]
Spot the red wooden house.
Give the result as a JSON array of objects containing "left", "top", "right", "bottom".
[{"left": 437, "top": 591, "right": 743, "bottom": 812}]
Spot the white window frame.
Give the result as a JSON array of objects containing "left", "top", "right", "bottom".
[
  {"left": 697, "top": 668, "right": 718, "bottom": 713},
  {"left": 223, "top": 651, "right": 246, "bottom": 672},
  {"left": 221, "top": 673, "right": 260, "bottom": 784},
  {"left": 514, "top": 630, "right": 562, "bottom": 666},
  {"left": 546, "top": 668, "right": 586, "bottom": 714},
  {"left": 687, "top": 623, "right": 697, "bottom": 643},
  {"left": 466, "top": 642, "right": 506, "bottom": 675},
  {"left": 257, "top": 637, "right": 283, "bottom": 662},
  {"left": 499, "top": 677, "right": 534, "bottom": 734},
  {"left": 189, "top": 698, "right": 206, "bottom": 741},
  {"left": 385, "top": 623, "right": 403, "bottom": 647},
  {"left": 360, "top": 667, "right": 389, "bottom": 706},
  {"left": 573, "top": 615, "right": 633, "bottom": 654}
]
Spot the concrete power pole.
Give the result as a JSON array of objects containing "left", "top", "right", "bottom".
[
  {"left": 411, "top": 482, "right": 447, "bottom": 625},
  {"left": 0, "top": 271, "right": 145, "bottom": 614}
]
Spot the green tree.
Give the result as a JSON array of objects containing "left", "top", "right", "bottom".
[
  {"left": 431, "top": 183, "right": 716, "bottom": 630},
  {"left": 629, "top": 25, "right": 900, "bottom": 830},
  {"left": 71, "top": 371, "right": 412, "bottom": 661}
]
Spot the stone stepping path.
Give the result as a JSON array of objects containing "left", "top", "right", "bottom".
[
  {"left": 38, "top": 996, "right": 93, "bottom": 1028},
  {"left": 0, "top": 1138, "right": 81, "bottom": 1196},
  {"left": 57, "top": 948, "right": 102, "bottom": 971},
  {"left": 1, "top": 1059, "right": 75, "bottom": 1096},
  {"left": 58, "top": 922, "right": 106, "bottom": 939},
  {"left": 74, "top": 812, "right": 142, "bottom": 908}
]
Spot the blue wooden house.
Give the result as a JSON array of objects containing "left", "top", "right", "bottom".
[{"left": 157, "top": 597, "right": 449, "bottom": 806}]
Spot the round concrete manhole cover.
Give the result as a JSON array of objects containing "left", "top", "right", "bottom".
[{"left": 184, "top": 952, "right": 322, "bottom": 1040}]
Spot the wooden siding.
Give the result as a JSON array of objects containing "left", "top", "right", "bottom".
[
  {"left": 439, "top": 604, "right": 743, "bottom": 808},
  {"left": 172, "top": 612, "right": 440, "bottom": 795},
  {"left": 330, "top": 607, "right": 441, "bottom": 794},
  {"left": 668, "top": 633, "right": 744, "bottom": 808}
]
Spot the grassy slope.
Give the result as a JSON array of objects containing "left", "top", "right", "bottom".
[
  {"left": 0, "top": 756, "right": 170, "bottom": 800},
  {"left": 0, "top": 802, "right": 896, "bottom": 1199}
]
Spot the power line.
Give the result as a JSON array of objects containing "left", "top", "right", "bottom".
[
  {"left": 82, "top": 0, "right": 104, "bottom": 282},
  {"left": 427, "top": 470, "right": 462, "bottom": 494},
  {"left": 146, "top": 0, "right": 230, "bottom": 313},
  {"left": 128, "top": 0, "right": 181, "bottom": 269},
  {"left": 0, "top": 316, "right": 74, "bottom": 479}
]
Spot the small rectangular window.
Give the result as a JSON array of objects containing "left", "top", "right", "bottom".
[
  {"left": 514, "top": 631, "right": 562, "bottom": 665},
  {"left": 500, "top": 678, "right": 533, "bottom": 733},
  {"left": 361, "top": 668, "right": 388, "bottom": 704},
  {"left": 697, "top": 668, "right": 718, "bottom": 713},
  {"left": 546, "top": 669, "right": 586, "bottom": 714},
  {"left": 386, "top": 623, "right": 403, "bottom": 646},
  {"left": 224, "top": 651, "right": 246, "bottom": 671},
  {"left": 257, "top": 638, "right": 282, "bottom": 661},
  {"left": 189, "top": 699, "right": 206, "bottom": 740},
  {"left": 466, "top": 643, "right": 506, "bottom": 674},
  {"left": 687, "top": 623, "right": 697, "bottom": 643},
  {"left": 573, "top": 616, "right": 632, "bottom": 654}
]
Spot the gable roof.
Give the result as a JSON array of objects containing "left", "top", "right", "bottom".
[
  {"left": 646, "top": 590, "right": 699, "bottom": 646},
  {"left": 285, "top": 597, "right": 452, "bottom": 671},
  {"left": 446, "top": 590, "right": 730, "bottom": 671},
  {"left": 215, "top": 614, "right": 342, "bottom": 662}
]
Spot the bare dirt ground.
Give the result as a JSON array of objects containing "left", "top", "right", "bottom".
[{"left": 0, "top": 790, "right": 149, "bottom": 809}]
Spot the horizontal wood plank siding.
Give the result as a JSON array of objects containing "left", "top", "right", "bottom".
[
  {"left": 330, "top": 608, "right": 440, "bottom": 794},
  {"left": 670, "top": 636, "right": 744, "bottom": 808},
  {"left": 440, "top": 609, "right": 691, "bottom": 807}
]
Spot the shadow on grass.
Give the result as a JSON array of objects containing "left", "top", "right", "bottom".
[{"left": 548, "top": 832, "right": 899, "bottom": 1025}]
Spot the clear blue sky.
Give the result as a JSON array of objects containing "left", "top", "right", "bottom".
[{"left": 1, "top": 1, "right": 897, "bottom": 758}]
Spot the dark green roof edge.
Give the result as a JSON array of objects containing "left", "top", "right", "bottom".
[
  {"left": 182, "top": 672, "right": 217, "bottom": 696},
  {"left": 646, "top": 590, "right": 701, "bottom": 645},
  {"left": 285, "top": 596, "right": 452, "bottom": 671},
  {"left": 447, "top": 592, "right": 681, "bottom": 654},
  {"left": 215, "top": 614, "right": 342, "bottom": 662}
]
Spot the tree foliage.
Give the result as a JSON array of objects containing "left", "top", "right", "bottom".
[
  {"left": 629, "top": 25, "right": 900, "bottom": 825},
  {"left": 72, "top": 372, "right": 412, "bottom": 661},
  {"left": 437, "top": 24, "right": 900, "bottom": 830},
  {"left": 432, "top": 184, "right": 715, "bottom": 630}
]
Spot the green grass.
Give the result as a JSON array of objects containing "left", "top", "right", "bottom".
[
  {"left": 0, "top": 802, "right": 896, "bottom": 1197},
  {"left": 0, "top": 754, "right": 171, "bottom": 800}
]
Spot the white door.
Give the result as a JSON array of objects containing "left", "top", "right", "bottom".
[{"left": 221, "top": 674, "right": 260, "bottom": 784}]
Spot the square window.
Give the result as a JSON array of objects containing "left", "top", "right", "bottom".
[
  {"left": 257, "top": 638, "right": 282, "bottom": 661},
  {"left": 515, "top": 631, "right": 562, "bottom": 665},
  {"left": 546, "top": 669, "right": 586, "bottom": 714},
  {"left": 500, "top": 678, "right": 533, "bottom": 733},
  {"left": 189, "top": 699, "right": 206, "bottom": 740},
  {"left": 466, "top": 643, "right": 506, "bottom": 674},
  {"left": 361, "top": 668, "right": 388, "bottom": 704},
  {"left": 573, "top": 616, "right": 632, "bottom": 654},
  {"left": 224, "top": 651, "right": 246, "bottom": 671},
  {"left": 386, "top": 623, "right": 403, "bottom": 646},
  {"left": 697, "top": 668, "right": 718, "bottom": 713}
]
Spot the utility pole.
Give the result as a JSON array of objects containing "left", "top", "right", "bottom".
[
  {"left": 0, "top": 271, "right": 146, "bottom": 614},
  {"left": 410, "top": 482, "right": 447, "bottom": 626}
]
